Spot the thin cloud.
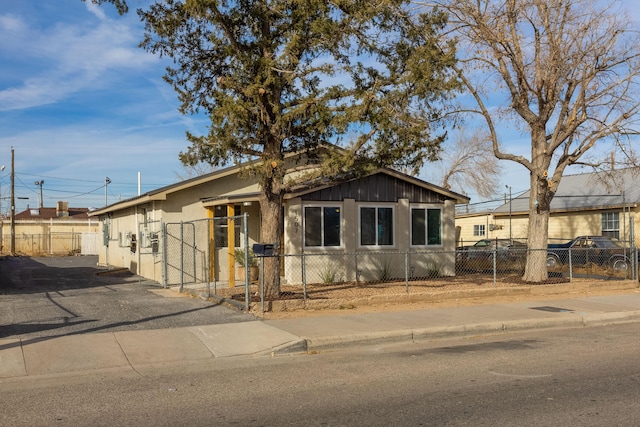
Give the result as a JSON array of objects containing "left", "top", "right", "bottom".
[{"left": 0, "top": 5, "right": 156, "bottom": 112}]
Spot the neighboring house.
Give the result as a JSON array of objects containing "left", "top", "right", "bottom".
[
  {"left": 88, "top": 156, "right": 469, "bottom": 287},
  {"left": 456, "top": 168, "right": 640, "bottom": 245},
  {"left": 1, "top": 201, "right": 100, "bottom": 255}
]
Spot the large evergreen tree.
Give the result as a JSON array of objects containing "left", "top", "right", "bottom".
[{"left": 93, "top": 0, "right": 460, "bottom": 298}]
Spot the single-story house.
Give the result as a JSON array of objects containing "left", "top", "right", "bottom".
[
  {"left": 88, "top": 156, "right": 469, "bottom": 287},
  {"left": 1, "top": 201, "right": 100, "bottom": 255},
  {"left": 455, "top": 168, "right": 640, "bottom": 245}
]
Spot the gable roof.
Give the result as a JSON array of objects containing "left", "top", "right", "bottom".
[
  {"left": 88, "top": 161, "right": 246, "bottom": 216},
  {"left": 89, "top": 161, "right": 469, "bottom": 217},
  {"left": 493, "top": 168, "right": 640, "bottom": 216},
  {"left": 287, "top": 168, "right": 469, "bottom": 204}
]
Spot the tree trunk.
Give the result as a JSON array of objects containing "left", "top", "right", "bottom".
[
  {"left": 259, "top": 189, "right": 283, "bottom": 300},
  {"left": 523, "top": 172, "right": 552, "bottom": 282}
]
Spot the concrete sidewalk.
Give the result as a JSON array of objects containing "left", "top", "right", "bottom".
[{"left": 2, "top": 291, "right": 640, "bottom": 381}]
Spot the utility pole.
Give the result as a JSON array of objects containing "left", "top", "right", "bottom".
[
  {"left": 0, "top": 164, "right": 5, "bottom": 218},
  {"left": 105, "top": 177, "right": 111, "bottom": 206},
  {"left": 10, "top": 147, "right": 15, "bottom": 256},
  {"left": 34, "top": 180, "right": 44, "bottom": 208}
]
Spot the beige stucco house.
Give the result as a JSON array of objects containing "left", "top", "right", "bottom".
[
  {"left": 88, "top": 157, "right": 469, "bottom": 288},
  {"left": 456, "top": 168, "right": 640, "bottom": 246}
]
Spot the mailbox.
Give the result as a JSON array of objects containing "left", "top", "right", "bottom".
[{"left": 253, "top": 243, "right": 275, "bottom": 256}]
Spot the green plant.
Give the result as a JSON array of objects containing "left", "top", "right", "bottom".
[
  {"left": 375, "top": 257, "right": 392, "bottom": 282},
  {"left": 426, "top": 261, "right": 441, "bottom": 278},
  {"left": 319, "top": 263, "right": 342, "bottom": 285},
  {"left": 234, "top": 248, "right": 258, "bottom": 267}
]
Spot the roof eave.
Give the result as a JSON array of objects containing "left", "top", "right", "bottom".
[{"left": 87, "top": 193, "right": 167, "bottom": 217}]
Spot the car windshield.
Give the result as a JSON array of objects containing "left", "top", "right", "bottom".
[{"left": 473, "top": 240, "right": 491, "bottom": 247}]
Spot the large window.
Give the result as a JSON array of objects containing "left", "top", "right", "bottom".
[
  {"left": 360, "top": 206, "right": 394, "bottom": 246},
  {"left": 304, "top": 206, "right": 341, "bottom": 247},
  {"left": 214, "top": 205, "right": 241, "bottom": 248},
  {"left": 473, "top": 224, "right": 486, "bottom": 237},
  {"left": 411, "top": 207, "right": 442, "bottom": 246},
  {"left": 602, "top": 212, "right": 620, "bottom": 239}
]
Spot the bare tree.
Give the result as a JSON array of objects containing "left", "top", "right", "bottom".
[
  {"left": 440, "top": 130, "right": 500, "bottom": 199},
  {"left": 174, "top": 161, "right": 217, "bottom": 181},
  {"left": 423, "top": 0, "right": 640, "bottom": 281}
]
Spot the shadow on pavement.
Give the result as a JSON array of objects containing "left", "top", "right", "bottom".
[{"left": 0, "top": 256, "right": 254, "bottom": 342}]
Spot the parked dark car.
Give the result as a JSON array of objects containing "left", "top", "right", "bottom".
[
  {"left": 547, "top": 236, "right": 634, "bottom": 271},
  {"left": 456, "top": 239, "right": 527, "bottom": 272}
]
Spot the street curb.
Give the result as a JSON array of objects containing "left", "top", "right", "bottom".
[
  {"left": 306, "top": 329, "right": 414, "bottom": 351},
  {"left": 257, "top": 338, "right": 309, "bottom": 356},
  {"left": 301, "top": 311, "right": 640, "bottom": 352},
  {"left": 581, "top": 310, "right": 640, "bottom": 326}
]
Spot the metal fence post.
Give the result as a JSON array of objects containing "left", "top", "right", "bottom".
[
  {"left": 212, "top": 217, "right": 218, "bottom": 295},
  {"left": 492, "top": 246, "right": 497, "bottom": 287},
  {"left": 191, "top": 223, "right": 196, "bottom": 283},
  {"left": 404, "top": 251, "right": 409, "bottom": 293},
  {"left": 162, "top": 221, "right": 167, "bottom": 287},
  {"left": 243, "top": 213, "right": 250, "bottom": 312},
  {"left": 631, "top": 221, "right": 637, "bottom": 281},
  {"left": 567, "top": 247, "right": 573, "bottom": 282},
  {"left": 179, "top": 221, "right": 184, "bottom": 292},
  {"left": 260, "top": 256, "right": 265, "bottom": 313},
  {"left": 302, "top": 253, "right": 307, "bottom": 300},
  {"left": 206, "top": 218, "right": 211, "bottom": 298}
]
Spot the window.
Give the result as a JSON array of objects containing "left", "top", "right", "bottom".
[
  {"left": 411, "top": 207, "right": 442, "bottom": 246},
  {"left": 360, "top": 206, "right": 394, "bottom": 246},
  {"left": 214, "top": 205, "right": 241, "bottom": 248},
  {"left": 304, "top": 206, "right": 341, "bottom": 247},
  {"left": 602, "top": 212, "right": 620, "bottom": 239},
  {"left": 473, "top": 224, "right": 486, "bottom": 236}
]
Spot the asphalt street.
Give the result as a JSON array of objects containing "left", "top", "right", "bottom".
[
  {"left": 0, "top": 255, "right": 255, "bottom": 340},
  {"left": 3, "top": 323, "right": 640, "bottom": 426}
]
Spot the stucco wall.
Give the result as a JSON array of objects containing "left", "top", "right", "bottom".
[
  {"left": 96, "top": 177, "right": 264, "bottom": 286},
  {"left": 283, "top": 198, "right": 457, "bottom": 285}
]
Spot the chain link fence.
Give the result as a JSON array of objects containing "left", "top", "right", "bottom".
[
  {"left": 207, "top": 244, "right": 638, "bottom": 308},
  {"left": 161, "top": 218, "right": 638, "bottom": 308},
  {"left": 283, "top": 250, "right": 455, "bottom": 286}
]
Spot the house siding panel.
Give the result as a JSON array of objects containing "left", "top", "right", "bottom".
[{"left": 301, "top": 173, "right": 447, "bottom": 203}]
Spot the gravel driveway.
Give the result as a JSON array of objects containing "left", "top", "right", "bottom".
[{"left": 0, "top": 256, "right": 255, "bottom": 340}]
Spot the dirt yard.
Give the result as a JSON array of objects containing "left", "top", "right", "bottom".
[{"left": 208, "top": 274, "right": 640, "bottom": 320}]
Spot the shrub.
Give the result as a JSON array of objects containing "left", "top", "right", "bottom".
[{"left": 234, "top": 248, "right": 258, "bottom": 267}]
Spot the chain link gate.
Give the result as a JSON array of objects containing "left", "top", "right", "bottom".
[
  {"left": 163, "top": 214, "right": 251, "bottom": 304},
  {"left": 164, "top": 219, "right": 209, "bottom": 290}
]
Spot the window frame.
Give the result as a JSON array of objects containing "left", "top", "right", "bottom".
[
  {"left": 213, "top": 204, "right": 242, "bottom": 248},
  {"left": 303, "top": 204, "right": 343, "bottom": 249},
  {"left": 601, "top": 211, "right": 620, "bottom": 239},
  {"left": 409, "top": 205, "right": 443, "bottom": 248},
  {"left": 357, "top": 204, "right": 396, "bottom": 248},
  {"left": 473, "top": 224, "right": 486, "bottom": 237}
]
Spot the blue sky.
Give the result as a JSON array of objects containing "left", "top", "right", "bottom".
[
  {"left": 1, "top": 1, "right": 638, "bottom": 215},
  {"left": 0, "top": 0, "right": 206, "bottom": 214}
]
